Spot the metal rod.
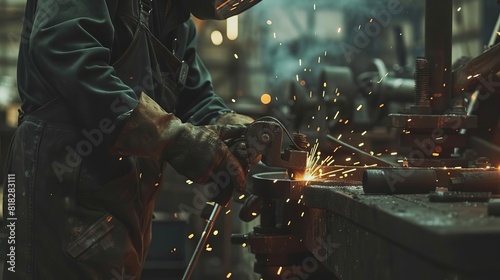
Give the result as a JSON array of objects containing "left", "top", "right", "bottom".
[
  {"left": 182, "top": 204, "right": 222, "bottom": 280},
  {"left": 326, "top": 134, "right": 396, "bottom": 167},
  {"left": 425, "top": 0, "right": 452, "bottom": 114}
]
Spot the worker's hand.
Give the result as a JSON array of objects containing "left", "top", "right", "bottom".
[
  {"left": 109, "top": 93, "right": 246, "bottom": 205},
  {"left": 165, "top": 125, "right": 247, "bottom": 205},
  {"left": 215, "top": 112, "right": 254, "bottom": 125}
]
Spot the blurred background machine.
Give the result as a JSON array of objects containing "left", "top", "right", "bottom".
[{"left": 2, "top": 0, "right": 500, "bottom": 279}]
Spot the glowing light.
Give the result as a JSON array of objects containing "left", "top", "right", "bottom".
[
  {"left": 342, "top": 168, "right": 356, "bottom": 174},
  {"left": 266, "top": 20, "right": 272, "bottom": 25},
  {"left": 361, "top": 131, "right": 367, "bottom": 136},
  {"left": 188, "top": 233, "right": 195, "bottom": 239},
  {"left": 233, "top": 54, "right": 239, "bottom": 59},
  {"left": 206, "top": 244, "right": 213, "bottom": 252},
  {"left": 227, "top": 15, "right": 238, "bottom": 40},
  {"left": 379, "top": 103, "right": 385, "bottom": 108},
  {"left": 231, "top": 98, "right": 236, "bottom": 102},
  {"left": 186, "top": 180, "right": 193, "bottom": 185},
  {"left": 457, "top": 7, "right": 461, "bottom": 11},
  {"left": 357, "top": 104, "right": 363, "bottom": 111},
  {"left": 277, "top": 267, "right": 283, "bottom": 275},
  {"left": 213, "top": 230, "right": 219, "bottom": 236},
  {"left": 358, "top": 143, "right": 364, "bottom": 147},
  {"left": 211, "top": 30, "right": 223, "bottom": 45},
  {"left": 226, "top": 272, "right": 232, "bottom": 278},
  {"left": 225, "top": 210, "right": 231, "bottom": 214},
  {"left": 261, "top": 93, "right": 272, "bottom": 104}
]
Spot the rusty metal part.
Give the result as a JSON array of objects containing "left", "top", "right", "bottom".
[
  {"left": 233, "top": 171, "right": 338, "bottom": 280},
  {"left": 409, "top": 57, "right": 432, "bottom": 114},
  {"left": 362, "top": 168, "right": 437, "bottom": 194},
  {"left": 449, "top": 171, "right": 500, "bottom": 194},
  {"left": 245, "top": 120, "right": 308, "bottom": 179}
]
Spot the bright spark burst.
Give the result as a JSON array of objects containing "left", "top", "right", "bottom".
[{"left": 302, "top": 143, "right": 345, "bottom": 180}]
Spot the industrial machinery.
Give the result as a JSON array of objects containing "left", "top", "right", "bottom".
[
  {"left": 234, "top": 0, "right": 500, "bottom": 279},
  {"left": 183, "top": 1, "right": 500, "bottom": 279}
]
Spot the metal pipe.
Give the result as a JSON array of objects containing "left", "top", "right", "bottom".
[
  {"left": 363, "top": 168, "right": 437, "bottom": 194},
  {"left": 326, "top": 134, "right": 396, "bottom": 167},
  {"left": 182, "top": 204, "right": 222, "bottom": 280},
  {"left": 449, "top": 171, "right": 500, "bottom": 194},
  {"left": 425, "top": 0, "right": 452, "bottom": 114},
  {"left": 452, "top": 42, "right": 500, "bottom": 94}
]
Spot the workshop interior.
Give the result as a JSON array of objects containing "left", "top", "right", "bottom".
[{"left": 1, "top": 0, "right": 500, "bottom": 279}]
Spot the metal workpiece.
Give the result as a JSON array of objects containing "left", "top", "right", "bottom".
[
  {"left": 245, "top": 120, "right": 308, "bottom": 179},
  {"left": 449, "top": 170, "right": 500, "bottom": 193},
  {"left": 234, "top": 171, "right": 338, "bottom": 280},
  {"left": 362, "top": 168, "right": 437, "bottom": 194},
  {"left": 452, "top": 42, "right": 500, "bottom": 94}
]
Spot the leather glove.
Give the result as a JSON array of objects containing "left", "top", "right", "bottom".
[
  {"left": 215, "top": 112, "right": 254, "bottom": 125},
  {"left": 109, "top": 93, "right": 246, "bottom": 205}
]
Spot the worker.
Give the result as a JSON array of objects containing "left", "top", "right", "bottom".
[{"left": 2, "top": 0, "right": 261, "bottom": 279}]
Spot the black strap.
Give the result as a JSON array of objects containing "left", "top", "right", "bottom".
[{"left": 139, "top": 0, "right": 188, "bottom": 87}]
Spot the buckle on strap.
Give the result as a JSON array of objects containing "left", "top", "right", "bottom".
[
  {"left": 177, "top": 61, "right": 189, "bottom": 87},
  {"left": 140, "top": 0, "right": 152, "bottom": 14}
]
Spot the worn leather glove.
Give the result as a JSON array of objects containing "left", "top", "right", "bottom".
[
  {"left": 109, "top": 93, "right": 246, "bottom": 204},
  {"left": 215, "top": 112, "right": 254, "bottom": 125}
]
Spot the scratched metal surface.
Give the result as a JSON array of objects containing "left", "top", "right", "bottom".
[{"left": 301, "top": 185, "right": 500, "bottom": 280}]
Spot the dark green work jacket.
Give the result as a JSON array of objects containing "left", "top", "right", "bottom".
[{"left": 3, "top": 0, "right": 231, "bottom": 279}]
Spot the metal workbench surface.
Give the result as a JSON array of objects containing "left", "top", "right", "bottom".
[{"left": 301, "top": 185, "right": 500, "bottom": 280}]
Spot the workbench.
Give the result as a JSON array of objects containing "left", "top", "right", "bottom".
[{"left": 301, "top": 185, "right": 500, "bottom": 280}]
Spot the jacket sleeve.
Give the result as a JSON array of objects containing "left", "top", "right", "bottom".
[
  {"left": 29, "top": 0, "right": 138, "bottom": 130},
  {"left": 174, "top": 19, "right": 233, "bottom": 126}
]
